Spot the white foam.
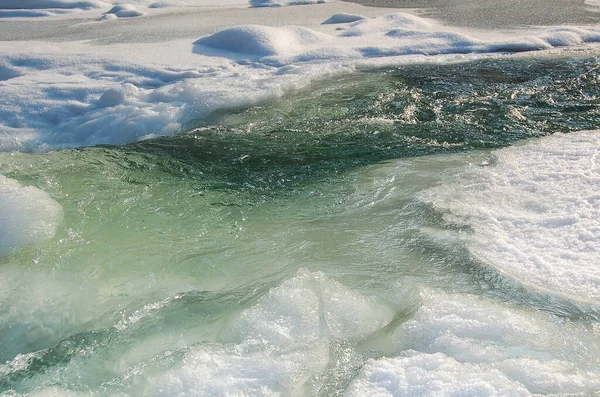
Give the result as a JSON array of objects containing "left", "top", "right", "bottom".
[
  {"left": 0, "top": 175, "right": 63, "bottom": 256},
  {"left": 422, "top": 131, "right": 600, "bottom": 303},
  {"left": 347, "top": 289, "right": 600, "bottom": 396}
]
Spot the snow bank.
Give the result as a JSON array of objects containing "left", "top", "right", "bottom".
[
  {"left": 0, "top": 0, "right": 110, "bottom": 17},
  {"left": 3, "top": 11, "right": 600, "bottom": 151},
  {"left": 0, "top": 0, "right": 107, "bottom": 9},
  {"left": 0, "top": 0, "right": 249, "bottom": 18},
  {"left": 422, "top": 131, "right": 600, "bottom": 303},
  {"left": 0, "top": 175, "right": 63, "bottom": 256}
]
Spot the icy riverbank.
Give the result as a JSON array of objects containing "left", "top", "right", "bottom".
[{"left": 2, "top": 1, "right": 600, "bottom": 151}]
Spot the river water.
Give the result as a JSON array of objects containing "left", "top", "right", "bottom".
[{"left": 1, "top": 39, "right": 600, "bottom": 397}]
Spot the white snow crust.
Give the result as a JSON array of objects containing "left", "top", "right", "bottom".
[
  {"left": 2, "top": 7, "right": 600, "bottom": 151},
  {"left": 153, "top": 269, "right": 395, "bottom": 396},
  {"left": 347, "top": 289, "right": 600, "bottom": 396},
  {"left": 322, "top": 12, "right": 366, "bottom": 24},
  {"left": 423, "top": 131, "right": 600, "bottom": 303}
]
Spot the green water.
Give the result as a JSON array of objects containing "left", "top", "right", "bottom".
[{"left": 2, "top": 54, "right": 600, "bottom": 396}]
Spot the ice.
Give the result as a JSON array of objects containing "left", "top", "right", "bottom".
[
  {"left": 222, "top": 268, "right": 395, "bottom": 346},
  {"left": 2, "top": 7, "right": 600, "bottom": 151},
  {"left": 0, "top": 175, "right": 63, "bottom": 256},
  {"left": 153, "top": 269, "right": 395, "bottom": 396},
  {"left": 422, "top": 131, "right": 600, "bottom": 303},
  {"left": 96, "top": 83, "right": 140, "bottom": 108},
  {"left": 0, "top": 4, "right": 600, "bottom": 150},
  {"left": 347, "top": 289, "right": 600, "bottom": 396},
  {"left": 346, "top": 352, "right": 531, "bottom": 397}
]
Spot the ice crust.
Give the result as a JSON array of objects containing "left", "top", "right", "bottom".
[
  {"left": 0, "top": 175, "right": 63, "bottom": 256},
  {"left": 347, "top": 290, "right": 600, "bottom": 396},
  {"left": 423, "top": 131, "right": 600, "bottom": 303},
  {"left": 2, "top": 8, "right": 600, "bottom": 151},
  {"left": 155, "top": 269, "right": 395, "bottom": 396}
]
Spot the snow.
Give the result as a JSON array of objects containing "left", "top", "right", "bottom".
[
  {"left": 251, "top": 0, "right": 330, "bottom": 6},
  {"left": 154, "top": 269, "right": 394, "bottom": 396},
  {"left": 422, "top": 131, "right": 600, "bottom": 304},
  {"left": 322, "top": 12, "right": 366, "bottom": 24},
  {"left": 100, "top": 4, "right": 145, "bottom": 18},
  {"left": 2, "top": 5, "right": 600, "bottom": 152},
  {"left": 0, "top": 0, "right": 107, "bottom": 10},
  {"left": 194, "top": 25, "right": 331, "bottom": 57},
  {"left": 347, "top": 289, "right": 600, "bottom": 396}
]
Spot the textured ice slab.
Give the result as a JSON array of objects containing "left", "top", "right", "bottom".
[
  {"left": 154, "top": 269, "right": 395, "bottom": 396},
  {"left": 347, "top": 290, "right": 600, "bottom": 396},
  {"left": 0, "top": 175, "right": 63, "bottom": 256},
  {"left": 422, "top": 131, "right": 600, "bottom": 303}
]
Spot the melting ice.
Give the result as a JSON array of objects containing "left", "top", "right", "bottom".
[{"left": 1, "top": 0, "right": 600, "bottom": 396}]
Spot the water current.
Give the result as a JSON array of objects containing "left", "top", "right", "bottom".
[{"left": 2, "top": 52, "right": 600, "bottom": 395}]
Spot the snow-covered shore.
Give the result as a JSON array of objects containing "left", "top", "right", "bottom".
[{"left": 2, "top": 1, "right": 600, "bottom": 151}]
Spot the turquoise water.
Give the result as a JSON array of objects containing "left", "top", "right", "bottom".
[{"left": 2, "top": 54, "right": 600, "bottom": 396}]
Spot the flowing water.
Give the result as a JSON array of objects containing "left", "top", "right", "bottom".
[{"left": 2, "top": 53, "right": 600, "bottom": 395}]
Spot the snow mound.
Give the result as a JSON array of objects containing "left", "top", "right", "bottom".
[
  {"left": 340, "top": 13, "right": 434, "bottom": 37},
  {"left": 97, "top": 83, "right": 139, "bottom": 108},
  {"left": 0, "top": 0, "right": 107, "bottom": 9},
  {"left": 322, "top": 12, "right": 365, "bottom": 24},
  {"left": 194, "top": 25, "right": 330, "bottom": 57},
  {"left": 0, "top": 63, "right": 21, "bottom": 81},
  {"left": 99, "top": 4, "right": 145, "bottom": 19},
  {"left": 0, "top": 0, "right": 109, "bottom": 17},
  {"left": 0, "top": 175, "right": 63, "bottom": 256},
  {"left": 250, "top": 0, "right": 329, "bottom": 7},
  {"left": 422, "top": 131, "right": 600, "bottom": 303},
  {"left": 148, "top": 0, "right": 186, "bottom": 7}
]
